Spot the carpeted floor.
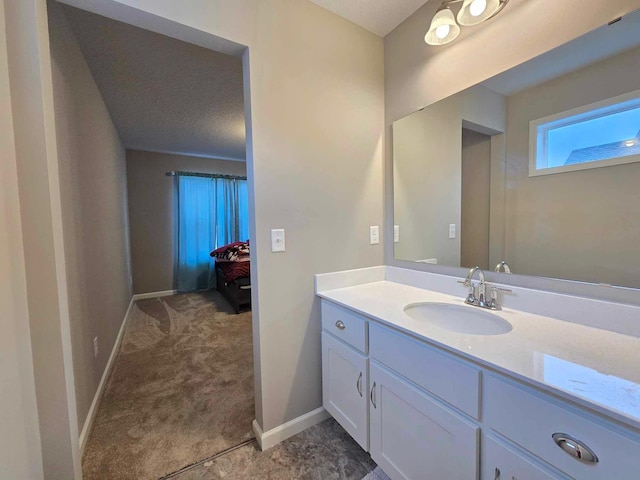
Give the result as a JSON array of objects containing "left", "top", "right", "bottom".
[
  {"left": 82, "top": 291, "right": 255, "bottom": 480},
  {"left": 169, "top": 418, "right": 378, "bottom": 480}
]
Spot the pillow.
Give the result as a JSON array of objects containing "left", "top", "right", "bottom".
[{"left": 210, "top": 241, "right": 250, "bottom": 262}]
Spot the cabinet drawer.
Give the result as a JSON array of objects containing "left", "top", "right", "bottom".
[
  {"left": 369, "top": 322, "right": 480, "bottom": 418},
  {"left": 483, "top": 434, "right": 569, "bottom": 480},
  {"left": 321, "top": 301, "right": 367, "bottom": 353},
  {"left": 484, "top": 374, "right": 640, "bottom": 479}
]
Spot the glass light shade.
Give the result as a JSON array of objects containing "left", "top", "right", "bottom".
[
  {"left": 425, "top": 8, "right": 460, "bottom": 46},
  {"left": 457, "top": 0, "right": 501, "bottom": 26}
]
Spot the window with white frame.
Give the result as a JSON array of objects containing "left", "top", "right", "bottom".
[{"left": 529, "top": 90, "right": 640, "bottom": 176}]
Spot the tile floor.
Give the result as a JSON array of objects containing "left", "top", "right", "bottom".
[{"left": 168, "top": 418, "right": 377, "bottom": 480}]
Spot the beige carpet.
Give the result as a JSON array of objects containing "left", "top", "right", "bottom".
[{"left": 82, "top": 291, "right": 254, "bottom": 480}]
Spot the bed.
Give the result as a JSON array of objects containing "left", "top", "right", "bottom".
[{"left": 211, "top": 241, "right": 251, "bottom": 313}]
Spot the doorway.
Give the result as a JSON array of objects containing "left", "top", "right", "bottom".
[
  {"left": 461, "top": 128, "right": 492, "bottom": 270},
  {"left": 47, "top": 1, "right": 258, "bottom": 478}
]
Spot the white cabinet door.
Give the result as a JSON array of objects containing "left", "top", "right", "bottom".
[
  {"left": 322, "top": 331, "right": 369, "bottom": 450},
  {"left": 369, "top": 361, "right": 479, "bottom": 480},
  {"left": 482, "top": 435, "right": 567, "bottom": 480}
]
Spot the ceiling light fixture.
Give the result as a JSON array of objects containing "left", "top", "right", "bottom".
[
  {"left": 424, "top": 6, "right": 460, "bottom": 45},
  {"left": 425, "top": 0, "right": 509, "bottom": 46}
]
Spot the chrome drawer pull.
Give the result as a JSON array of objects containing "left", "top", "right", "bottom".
[
  {"left": 335, "top": 320, "right": 346, "bottom": 330},
  {"left": 552, "top": 433, "right": 598, "bottom": 464},
  {"left": 356, "top": 372, "right": 363, "bottom": 397}
]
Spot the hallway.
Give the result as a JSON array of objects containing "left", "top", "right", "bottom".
[{"left": 82, "top": 291, "right": 378, "bottom": 480}]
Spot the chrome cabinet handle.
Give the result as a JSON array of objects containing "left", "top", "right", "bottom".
[
  {"left": 356, "top": 372, "right": 363, "bottom": 397},
  {"left": 552, "top": 433, "right": 599, "bottom": 464},
  {"left": 335, "top": 320, "right": 346, "bottom": 330},
  {"left": 370, "top": 382, "right": 376, "bottom": 408}
]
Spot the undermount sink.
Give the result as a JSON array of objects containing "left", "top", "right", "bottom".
[{"left": 403, "top": 302, "right": 513, "bottom": 335}]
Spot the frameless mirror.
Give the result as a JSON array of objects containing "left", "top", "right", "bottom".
[{"left": 393, "top": 9, "right": 640, "bottom": 289}]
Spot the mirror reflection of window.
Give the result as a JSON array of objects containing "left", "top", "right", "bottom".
[{"left": 531, "top": 92, "right": 640, "bottom": 176}]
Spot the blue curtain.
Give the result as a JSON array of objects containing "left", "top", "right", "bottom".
[{"left": 176, "top": 174, "right": 248, "bottom": 292}]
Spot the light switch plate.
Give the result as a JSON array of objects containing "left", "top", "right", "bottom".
[
  {"left": 370, "top": 226, "right": 380, "bottom": 245},
  {"left": 449, "top": 224, "right": 456, "bottom": 239},
  {"left": 394, "top": 225, "right": 400, "bottom": 243},
  {"left": 271, "top": 229, "right": 286, "bottom": 252}
]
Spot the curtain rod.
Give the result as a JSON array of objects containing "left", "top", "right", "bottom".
[{"left": 165, "top": 170, "right": 247, "bottom": 181}]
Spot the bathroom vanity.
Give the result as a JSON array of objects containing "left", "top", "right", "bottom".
[
  {"left": 334, "top": 7, "right": 640, "bottom": 479},
  {"left": 317, "top": 267, "right": 640, "bottom": 480}
]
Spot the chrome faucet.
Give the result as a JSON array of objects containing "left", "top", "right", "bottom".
[
  {"left": 463, "top": 266, "right": 487, "bottom": 307},
  {"left": 459, "top": 266, "right": 512, "bottom": 310},
  {"left": 495, "top": 261, "right": 511, "bottom": 274}
]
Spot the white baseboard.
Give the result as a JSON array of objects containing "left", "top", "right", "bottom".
[
  {"left": 79, "top": 296, "right": 136, "bottom": 455},
  {"left": 252, "top": 407, "right": 330, "bottom": 451},
  {"left": 132, "top": 289, "right": 177, "bottom": 300}
]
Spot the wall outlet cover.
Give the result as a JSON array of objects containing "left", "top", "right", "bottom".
[
  {"left": 370, "top": 226, "right": 380, "bottom": 245},
  {"left": 271, "top": 229, "right": 286, "bottom": 252}
]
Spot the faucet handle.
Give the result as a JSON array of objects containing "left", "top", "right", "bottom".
[
  {"left": 492, "top": 286, "right": 512, "bottom": 293},
  {"left": 477, "top": 281, "right": 487, "bottom": 307},
  {"left": 464, "top": 281, "right": 477, "bottom": 305},
  {"left": 488, "top": 286, "right": 499, "bottom": 310},
  {"left": 488, "top": 285, "right": 512, "bottom": 310}
]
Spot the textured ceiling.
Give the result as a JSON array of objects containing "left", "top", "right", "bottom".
[
  {"left": 483, "top": 9, "right": 640, "bottom": 96},
  {"left": 63, "top": 5, "right": 246, "bottom": 161},
  {"left": 308, "top": 0, "right": 430, "bottom": 36}
]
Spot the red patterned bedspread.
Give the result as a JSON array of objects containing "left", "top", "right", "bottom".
[{"left": 216, "top": 260, "right": 250, "bottom": 284}]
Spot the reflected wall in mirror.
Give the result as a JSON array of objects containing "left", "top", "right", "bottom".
[{"left": 393, "top": 9, "right": 640, "bottom": 289}]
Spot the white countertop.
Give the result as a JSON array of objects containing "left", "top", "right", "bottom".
[{"left": 317, "top": 278, "right": 640, "bottom": 431}]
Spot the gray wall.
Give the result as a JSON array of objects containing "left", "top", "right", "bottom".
[
  {"left": 503, "top": 45, "right": 640, "bottom": 288},
  {"left": 4, "top": 0, "right": 81, "bottom": 476},
  {"left": 49, "top": 0, "right": 132, "bottom": 433},
  {"left": 393, "top": 98, "right": 462, "bottom": 265},
  {"left": 243, "top": 3, "right": 384, "bottom": 432},
  {"left": 126, "top": 150, "right": 247, "bottom": 294},
  {"left": 393, "top": 85, "right": 504, "bottom": 265},
  {"left": 0, "top": 0, "right": 44, "bottom": 476}
]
